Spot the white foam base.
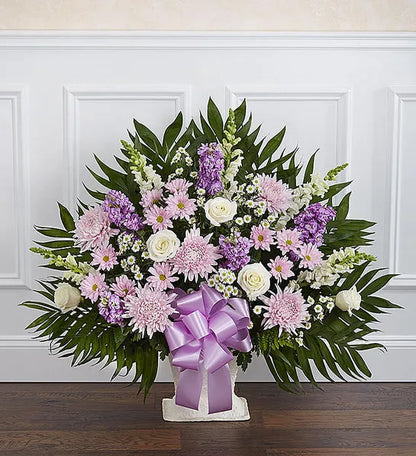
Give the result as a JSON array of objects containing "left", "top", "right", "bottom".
[
  {"left": 162, "top": 357, "right": 250, "bottom": 422},
  {"left": 162, "top": 395, "right": 250, "bottom": 422}
]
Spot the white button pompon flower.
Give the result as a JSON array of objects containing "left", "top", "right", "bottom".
[{"left": 253, "top": 305, "right": 263, "bottom": 315}]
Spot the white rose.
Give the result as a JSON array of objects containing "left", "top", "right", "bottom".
[
  {"left": 237, "top": 263, "right": 271, "bottom": 301},
  {"left": 204, "top": 197, "right": 237, "bottom": 226},
  {"left": 146, "top": 229, "right": 180, "bottom": 262},
  {"left": 335, "top": 286, "right": 361, "bottom": 316},
  {"left": 54, "top": 283, "right": 81, "bottom": 313}
]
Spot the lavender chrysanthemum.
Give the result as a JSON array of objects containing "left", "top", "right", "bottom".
[
  {"left": 171, "top": 228, "right": 221, "bottom": 281},
  {"left": 102, "top": 190, "right": 144, "bottom": 231},
  {"left": 196, "top": 142, "right": 224, "bottom": 196},
  {"left": 261, "top": 286, "right": 310, "bottom": 335},
  {"left": 123, "top": 285, "right": 175, "bottom": 337},
  {"left": 294, "top": 203, "right": 336, "bottom": 246},
  {"left": 219, "top": 233, "right": 252, "bottom": 271},
  {"left": 74, "top": 207, "right": 117, "bottom": 252}
]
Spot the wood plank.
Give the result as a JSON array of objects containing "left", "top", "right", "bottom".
[
  {"left": 237, "top": 383, "right": 416, "bottom": 411},
  {"left": 179, "top": 427, "right": 416, "bottom": 450},
  {"left": 263, "top": 409, "right": 416, "bottom": 429},
  {"left": 267, "top": 450, "right": 416, "bottom": 456},
  {"left": 0, "top": 430, "right": 181, "bottom": 451}
]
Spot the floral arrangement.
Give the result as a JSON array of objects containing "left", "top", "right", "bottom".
[{"left": 23, "top": 99, "right": 399, "bottom": 406}]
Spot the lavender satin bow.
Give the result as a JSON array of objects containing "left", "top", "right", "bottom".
[{"left": 164, "top": 283, "right": 252, "bottom": 414}]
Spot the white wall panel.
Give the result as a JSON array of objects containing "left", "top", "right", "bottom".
[
  {"left": 0, "top": 32, "right": 415, "bottom": 382},
  {"left": 388, "top": 88, "right": 416, "bottom": 288},
  {"left": 0, "top": 87, "right": 30, "bottom": 288},
  {"left": 227, "top": 87, "right": 351, "bottom": 179},
  {"left": 63, "top": 85, "right": 190, "bottom": 210}
]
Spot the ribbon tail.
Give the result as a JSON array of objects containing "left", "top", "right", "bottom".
[
  {"left": 207, "top": 364, "right": 232, "bottom": 414},
  {"left": 175, "top": 367, "right": 203, "bottom": 411}
]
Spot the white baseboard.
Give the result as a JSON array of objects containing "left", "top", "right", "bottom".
[{"left": 0, "top": 334, "right": 415, "bottom": 382}]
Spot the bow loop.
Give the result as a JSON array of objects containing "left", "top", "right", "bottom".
[
  {"left": 209, "top": 311, "right": 237, "bottom": 343},
  {"left": 201, "top": 284, "right": 225, "bottom": 315},
  {"left": 175, "top": 290, "right": 205, "bottom": 315},
  {"left": 203, "top": 334, "right": 234, "bottom": 373},
  {"left": 182, "top": 310, "right": 210, "bottom": 340},
  {"left": 164, "top": 321, "right": 194, "bottom": 352}
]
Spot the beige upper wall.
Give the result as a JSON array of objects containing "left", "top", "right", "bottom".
[{"left": 0, "top": 0, "right": 415, "bottom": 31}]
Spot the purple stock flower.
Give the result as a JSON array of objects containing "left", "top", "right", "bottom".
[
  {"left": 196, "top": 143, "right": 224, "bottom": 196},
  {"left": 294, "top": 203, "right": 336, "bottom": 246},
  {"left": 98, "top": 292, "right": 125, "bottom": 327},
  {"left": 123, "top": 212, "right": 143, "bottom": 231},
  {"left": 219, "top": 233, "right": 252, "bottom": 271},
  {"left": 102, "top": 190, "right": 144, "bottom": 231}
]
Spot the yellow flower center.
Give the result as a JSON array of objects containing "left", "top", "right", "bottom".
[
  {"left": 258, "top": 235, "right": 264, "bottom": 242},
  {"left": 159, "top": 274, "right": 166, "bottom": 281},
  {"left": 306, "top": 255, "right": 311, "bottom": 261},
  {"left": 177, "top": 202, "right": 185, "bottom": 209},
  {"left": 103, "top": 255, "right": 109, "bottom": 262},
  {"left": 92, "top": 284, "right": 98, "bottom": 291},
  {"left": 275, "top": 265, "right": 282, "bottom": 272},
  {"left": 156, "top": 215, "right": 164, "bottom": 223},
  {"left": 286, "top": 239, "right": 292, "bottom": 245}
]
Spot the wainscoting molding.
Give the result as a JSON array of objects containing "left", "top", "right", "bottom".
[
  {"left": 387, "top": 87, "right": 416, "bottom": 288},
  {"left": 0, "top": 86, "right": 30, "bottom": 289},
  {"left": 2, "top": 334, "right": 415, "bottom": 350},
  {"left": 1, "top": 32, "right": 416, "bottom": 50},
  {"left": 227, "top": 86, "right": 352, "bottom": 180},
  {"left": 63, "top": 85, "right": 191, "bottom": 212}
]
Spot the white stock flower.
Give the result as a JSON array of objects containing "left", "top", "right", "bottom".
[
  {"left": 224, "top": 155, "right": 243, "bottom": 182},
  {"left": 335, "top": 286, "right": 361, "bottom": 316},
  {"left": 310, "top": 174, "right": 329, "bottom": 197},
  {"left": 133, "top": 164, "right": 163, "bottom": 193},
  {"left": 237, "top": 263, "right": 271, "bottom": 301},
  {"left": 54, "top": 283, "right": 81, "bottom": 313},
  {"left": 146, "top": 229, "right": 180, "bottom": 262},
  {"left": 62, "top": 271, "right": 84, "bottom": 285},
  {"left": 144, "top": 165, "right": 163, "bottom": 187},
  {"left": 204, "top": 197, "right": 237, "bottom": 227}
]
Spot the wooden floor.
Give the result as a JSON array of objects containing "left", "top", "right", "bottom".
[{"left": 0, "top": 383, "right": 415, "bottom": 456}]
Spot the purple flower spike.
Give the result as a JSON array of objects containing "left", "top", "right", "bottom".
[
  {"left": 294, "top": 203, "right": 336, "bottom": 246},
  {"left": 196, "top": 142, "right": 224, "bottom": 196},
  {"left": 219, "top": 233, "right": 252, "bottom": 271},
  {"left": 102, "top": 190, "right": 144, "bottom": 231},
  {"left": 98, "top": 292, "right": 125, "bottom": 327}
]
